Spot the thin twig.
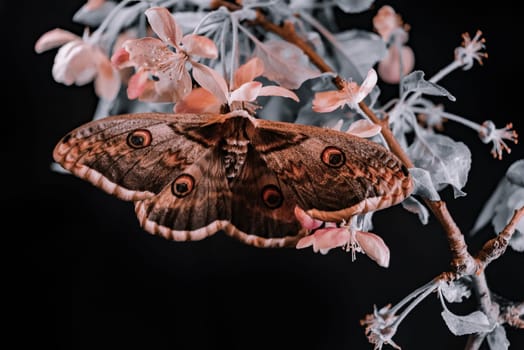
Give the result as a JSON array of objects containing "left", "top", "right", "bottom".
[
  {"left": 477, "top": 207, "right": 524, "bottom": 268},
  {"left": 465, "top": 272, "right": 496, "bottom": 350}
]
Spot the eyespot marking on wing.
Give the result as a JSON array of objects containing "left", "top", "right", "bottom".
[
  {"left": 126, "top": 129, "right": 152, "bottom": 149},
  {"left": 171, "top": 174, "right": 195, "bottom": 198},
  {"left": 321, "top": 146, "right": 346, "bottom": 168}
]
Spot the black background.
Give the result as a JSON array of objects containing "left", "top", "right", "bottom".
[{"left": 6, "top": 1, "right": 524, "bottom": 349}]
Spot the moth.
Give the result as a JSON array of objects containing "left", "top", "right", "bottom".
[{"left": 54, "top": 110, "right": 413, "bottom": 248}]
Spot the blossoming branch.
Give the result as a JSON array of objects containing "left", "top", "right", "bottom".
[{"left": 36, "top": 1, "right": 522, "bottom": 349}]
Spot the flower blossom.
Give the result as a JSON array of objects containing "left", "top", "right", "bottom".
[
  {"left": 360, "top": 304, "right": 401, "bottom": 350},
  {"left": 454, "top": 30, "right": 487, "bottom": 70},
  {"left": 373, "top": 5, "right": 414, "bottom": 84},
  {"left": 294, "top": 207, "right": 390, "bottom": 268},
  {"left": 373, "top": 5, "right": 403, "bottom": 43},
  {"left": 479, "top": 120, "right": 519, "bottom": 160},
  {"left": 312, "top": 69, "right": 377, "bottom": 113},
  {"left": 175, "top": 57, "right": 298, "bottom": 113},
  {"left": 35, "top": 28, "right": 120, "bottom": 100},
  {"left": 112, "top": 7, "right": 218, "bottom": 103}
]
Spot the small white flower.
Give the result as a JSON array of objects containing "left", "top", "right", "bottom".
[
  {"left": 360, "top": 304, "right": 401, "bottom": 350},
  {"left": 454, "top": 30, "right": 488, "bottom": 70},
  {"left": 479, "top": 120, "right": 518, "bottom": 160}
]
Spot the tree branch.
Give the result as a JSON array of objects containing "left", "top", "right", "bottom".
[
  {"left": 476, "top": 207, "right": 524, "bottom": 269},
  {"left": 360, "top": 103, "right": 476, "bottom": 275}
]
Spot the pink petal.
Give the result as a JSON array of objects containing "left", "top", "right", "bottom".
[
  {"left": 296, "top": 227, "right": 349, "bottom": 252},
  {"left": 229, "top": 81, "right": 262, "bottom": 103},
  {"left": 127, "top": 69, "right": 149, "bottom": 99},
  {"left": 110, "top": 47, "right": 131, "bottom": 68},
  {"left": 294, "top": 206, "right": 323, "bottom": 230},
  {"left": 138, "top": 80, "right": 174, "bottom": 102},
  {"left": 296, "top": 235, "right": 316, "bottom": 249},
  {"left": 181, "top": 34, "right": 218, "bottom": 59},
  {"left": 312, "top": 228, "right": 349, "bottom": 251},
  {"left": 52, "top": 41, "right": 97, "bottom": 85},
  {"left": 191, "top": 62, "right": 228, "bottom": 104},
  {"left": 354, "top": 68, "right": 377, "bottom": 102},
  {"left": 174, "top": 88, "right": 222, "bottom": 113},
  {"left": 35, "top": 28, "right": 80, "bottom": 53},
  {"left": 346, "top": 119, "right": 382, "bottom": 138},
  {"left": 94, "top": 50, "right": 120, "bottom": 100},
  {"left": 258, "top": 86, "right": 299, "bottom": 101},
  {"left": 234, "top": 57, "right": 264, "bottom": 89},
  {"left": 123, "top": 37, "right": 174, "bottom": 68},
  {"left": 155, "top": 58, "right": 192, "bottom": 102},
  {"left": 145, "top": 7, "right": 182, "bottom": 47},
  {"left": 312, "top": 90, "right": 347, "bottom": 113},
  {"left": 378, "top": 45, "right": 415, "bottom": 84},
  {"left": 373, "top": 5, "right": 398, "bottom": 41},
  {"left": 355, "top": 231, "right": 390, "bottom": 268}
]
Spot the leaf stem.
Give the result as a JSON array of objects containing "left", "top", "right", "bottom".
[
  {"left": 391, "top": 280, "right": 439, "bottom": 330},
  {"left": 390, "top": 278, "right": 441, "bottom": 316},
  {"left": 410, "top": 106, "right": 483, "bottom": 132}
]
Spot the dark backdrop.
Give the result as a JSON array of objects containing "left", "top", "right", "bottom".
[{"left": 6, "top": 1, "right": 523, "bottom": 349}]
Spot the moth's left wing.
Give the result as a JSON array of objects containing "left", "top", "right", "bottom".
[{"left": 53, "top": 113, "right": 220, "bottom": 201}]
